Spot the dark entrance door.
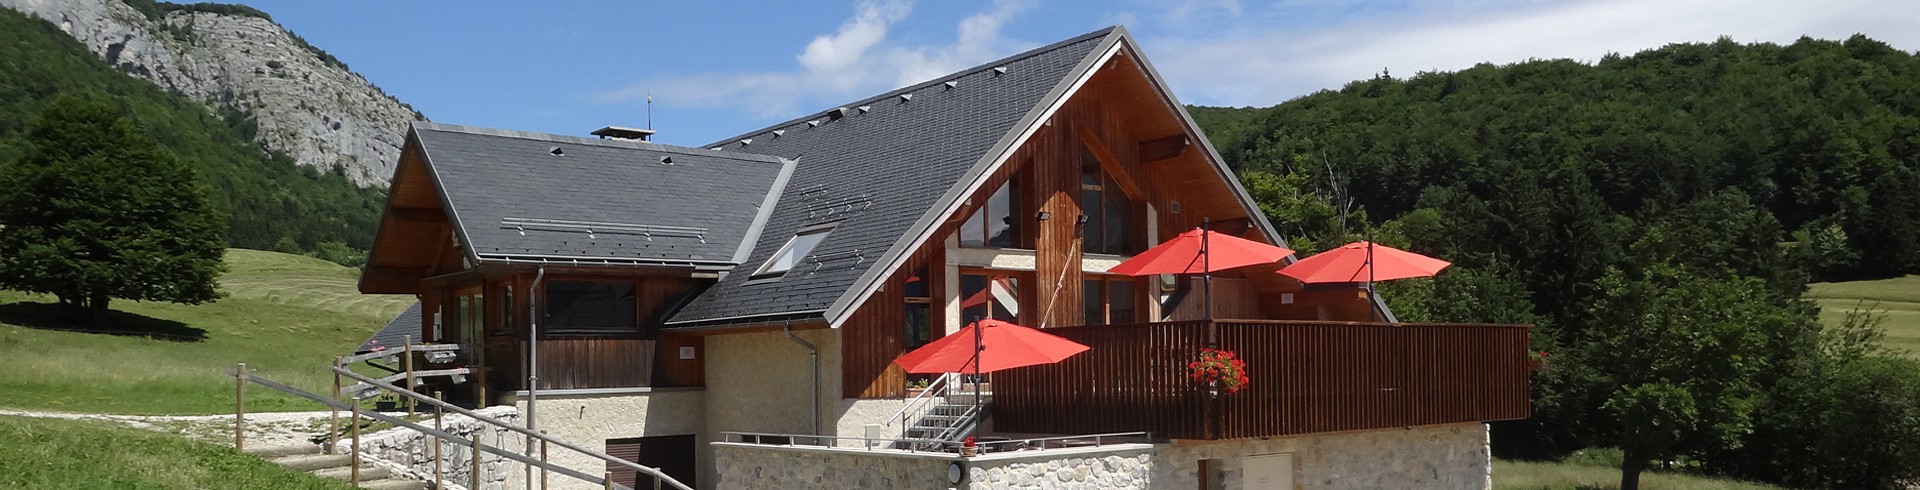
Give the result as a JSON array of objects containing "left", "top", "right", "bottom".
[{"left": 606, "top": 434, "right": 697, "bottom": 488}]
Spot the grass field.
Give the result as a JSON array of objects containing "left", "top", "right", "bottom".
[
  {"left": 0, "top": 249, "right": 413, "bottom": 415},
  {"left": 1809, "top": 275, "right": 1920, "bottom": 358},
  {"left": 1495, "top": 459, "right": 1784, "bottom": 490},
  {"left": 0, "top": 415, "right": 359, "bottom": 490}
]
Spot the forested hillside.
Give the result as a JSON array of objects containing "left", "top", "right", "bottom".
[
  {"left": 0, "top": 8, "right": 381, "bottom": 257},
  {"left": 1193, "top": 35, "right": 1920, "bottom": 489}
]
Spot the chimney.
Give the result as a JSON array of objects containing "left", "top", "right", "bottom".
[{"left": 592, "top": 126, "right": 655, "bottom": 142}]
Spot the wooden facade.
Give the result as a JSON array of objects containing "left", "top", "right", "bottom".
[{"left": 991, "top": 320, "right": 1533, "bottom": 440}]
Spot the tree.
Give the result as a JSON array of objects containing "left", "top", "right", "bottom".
[
  {"left": 1574, "top": 267, "right": 1811, "bottom": 490},
  {"left": 0, "top": 95, "right": 226, "bottom": 325}
]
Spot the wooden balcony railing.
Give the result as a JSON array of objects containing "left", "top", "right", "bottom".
[{"left": 991, "top": 320, "right": 1532, "bottom": 440}]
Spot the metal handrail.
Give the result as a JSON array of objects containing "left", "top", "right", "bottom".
[
  {"left": 330, "top": 366, "right": 693, "bottom": 490},
  {"left": 886, "top": 373, "right": 953, "bottom": 427},
  {"left": 232, "top": 370, "right": 632, "bottom": 488}
]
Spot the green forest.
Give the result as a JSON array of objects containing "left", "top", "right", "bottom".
[
  {"left": 1193, "top": 35, "right": 1920, "bottom": 488},
  {"left": 0, "top": 7, "right": 383, "bottom": 262}
]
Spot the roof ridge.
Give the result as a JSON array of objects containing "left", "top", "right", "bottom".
[
  {"left": 700, "top": 25, "right": 1121, "bottom": 149},
  {"left": 414, "top": 121, "right": 792, "bottom": 165}
]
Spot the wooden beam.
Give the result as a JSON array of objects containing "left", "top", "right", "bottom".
[
  {"left": 1138, "top": 134, "right": 1190, "bottom": 164},
  {"left": 1075, "top": 128, "right": 1146, "bottom": 201},
  {"left": 389, "top": 206, "right": 444, "bottom": 223}
]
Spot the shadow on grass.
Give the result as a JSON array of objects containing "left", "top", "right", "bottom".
[{"left": 0, "top": 301, "right": 206, "bottom": 342}]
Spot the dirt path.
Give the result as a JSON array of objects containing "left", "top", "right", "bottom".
[{"left": 0, "top": 408, "right": 339, "bottom": 448}]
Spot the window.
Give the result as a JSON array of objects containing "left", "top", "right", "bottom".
[
  {"left": 904, "top": 264, "right": 934, "bottom": 349},
  {"left": 960, "top": 273, "right": 1020, "bottom": 324},
  {"left": 493, "top": 283, "right": 514, "bottom": 335},
  {"left": 1080, "top": 144, "right": 1139, "bottom": 255},
  {"left": 1083, "top": 276, "right": 1138, "bottom": 325},
  {"left": 753, "top": 224, "right": 836, "bottom": 279},
  {"left": 545, "top": 280, "right": 638, "bottom": 334},
  {"left": 959, "top": 178, "right": 1021, "bottom": 248}
]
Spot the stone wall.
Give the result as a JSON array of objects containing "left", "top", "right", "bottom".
[
  {"left": 501, "top": 389, "right": 705, "bottom": 490},
  {"left": 334, "top": 406, "right": 522, "bottom": 490},
  {"left": 709, "top": 423, "right": 1491, "bottom": 490},
  {"left": 711, "top": 444, "right": 956, "bottom": 489}
]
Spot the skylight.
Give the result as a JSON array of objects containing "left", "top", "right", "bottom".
[{"left": 752, "top": 224, "right": 837, "bottom": 279}]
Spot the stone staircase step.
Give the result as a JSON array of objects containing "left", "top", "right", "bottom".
[
  {"left": 313, "top": 464, "right": 391, "bottom": 481},
  {"left": 274, "top": 453, "right": 354, "bottom": 471},
  {"left": 243, "top": 444, "right": 323, "bottom": 458},
  {"left": 356, "top": 478, "right": 429, "bottom": 490}
]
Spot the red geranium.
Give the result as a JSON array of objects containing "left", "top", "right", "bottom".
[{"left": 1187, "top": 348, "right": 1249, "bottom": 394}]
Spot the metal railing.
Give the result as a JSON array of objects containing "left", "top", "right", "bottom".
[
  {"left": 717, "top": 430, "right": 1154, "bottom": 455},
  {"left": 227, "top": 363, "right": 692, "bottom": 490},
  {"left": 886, "top": 373, "right": 953, "bottom": 428}
]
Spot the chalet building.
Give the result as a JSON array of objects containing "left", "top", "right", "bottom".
[{"left": 359, "top": 26, "right": 1530, "bottom": 490}]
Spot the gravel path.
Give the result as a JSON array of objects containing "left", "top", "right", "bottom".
[{"left": 0, "top": 408, "right": 340, "bottom": 448}]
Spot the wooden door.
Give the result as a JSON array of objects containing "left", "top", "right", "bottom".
[{"left": 606, "top": 434, "right": 697, "bottom": 488}]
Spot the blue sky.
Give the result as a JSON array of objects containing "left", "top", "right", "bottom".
[{"left": 244, "top": 0, "right": 1919, "bottom": 147}]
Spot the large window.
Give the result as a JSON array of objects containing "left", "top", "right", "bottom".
[
  {"left": 959, "top": 178, "right": 1021, "bottom": 248},
  {"left": 960, "top": 272, "right": 1020, "bottom": 324},
  {"left": 1081, "top": 145, "right": 1138, "bottom": 255},
  {"left": 545, "top": 280, "right": 638, "bottom": 335},
  {"left": 1082, "top": 276, "right": 1138, "bottom": 325},
  {"left": 904, "top": 264, "right": 934, "bottom": 349}
]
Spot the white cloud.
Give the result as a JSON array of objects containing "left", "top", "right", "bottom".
[
  {"left": 1144, "top": 0, "right": 1920, "bottom": 107},
  {"left": 595, "top": 0, "right": 1031, "bottom": 119}
]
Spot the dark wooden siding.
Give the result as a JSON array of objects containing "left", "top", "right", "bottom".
[
  {"left": 993, "top": 320, "right": 1531, "bottom": 439},
  {"left": 527, "top": 338, "right": 656, "bottom": 390},
  {"left": 841, "top": 244, "right": 943, "bottom": 398}
]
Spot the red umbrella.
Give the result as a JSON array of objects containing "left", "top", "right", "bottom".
[
  {"left": 1276, "top": 241, "right": 1451, "bottom": 284},
  {"left": 893, "top": 319, "right": 1090, "bottom": 374},
  {"left": 1106, "top": 227, "right": 1294, "bottom": 276}
]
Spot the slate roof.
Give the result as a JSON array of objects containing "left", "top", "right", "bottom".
[
  {"left": 358, "top": 301, "right": 422, "bottom": 353},
  {"left": 413, "top": 123, "right": 793, "bottom": 268},
  {"left": 664, "top": 27, "right": 1119, "bottom": 326}
]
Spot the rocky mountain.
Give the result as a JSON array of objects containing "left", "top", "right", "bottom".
[{"left": 0, "top": 0, "right": 417, "bottom": 186}]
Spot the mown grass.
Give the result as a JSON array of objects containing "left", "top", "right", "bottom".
[
  {"left": 1496, "top": 449, "right": 1784, "bottom": 490},
  {"left": 0, "top": 249, "right": 413, "bottom": 415},
  {"left": 0, "top": 415, "right": 360, "bottom": 490},
  {"left": 1809, "top": 275, "right": 1920, "bottom": 358}
]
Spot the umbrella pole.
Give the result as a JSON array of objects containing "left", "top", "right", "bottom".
[
  {"left": 1202, "top": 218, "right": 1213, "bottom": 324},
  {"left": 1367, "top": 230, "right": 1376, "bottom": 323},
  {"left": 973, "top": 321, "right": 984, "bottom": 413}
]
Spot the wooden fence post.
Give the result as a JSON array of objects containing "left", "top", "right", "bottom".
[
  {"left": 470, "top": 436, "right": 483, "bottom": 489},
  {"left": 404, "top": 335, "right": 416, "bottom": 416},
  {"left": 350, "top": 402, "right": 361, "bottom": 484},
  {"left": 541, "top": 432, "right": 550, "bottom": 490},
  {"left": 330, "top": 356, "right": 342, "bottom": 453},
  {"left": 233, "top": 363, "right": 245, "bottom": 451},
  {"left": 603, "top": 470, "right": 615, "bottom": 490}
]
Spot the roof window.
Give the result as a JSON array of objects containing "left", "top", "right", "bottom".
[{"left": 751, "top": 223, "right": 837, "bottom": 279}]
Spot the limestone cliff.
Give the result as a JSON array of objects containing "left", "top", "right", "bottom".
[{"left": 1, "top": 0, "right": 417, "bottom": 186}]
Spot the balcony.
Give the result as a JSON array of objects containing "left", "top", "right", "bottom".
[{"left": 991, "top": 320, "right": 1532, "bottom": 440}]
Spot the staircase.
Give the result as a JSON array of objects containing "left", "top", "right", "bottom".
[
  {"left": 900, "top": 401, "right": 985, "bottom": 448},
  {"left": 245, "top": 444, "right": 425, "bottom": 490}
]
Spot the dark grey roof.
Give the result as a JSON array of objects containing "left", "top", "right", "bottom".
[
  {"left": 359, "top": 302, "right": 422, "bottom": 353},
  {"left": 666, "top": 27, "right": 1119, "bottom": 326},
  {"left": 413, "top": 123, "right": 794, "bottom": 268}
]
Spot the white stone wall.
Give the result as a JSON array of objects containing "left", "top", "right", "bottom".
[
  {"left": 335, "top": 406, "right": 522, "bottom": 490},
  {"left": 709, "top": 423, "right": 1490, "bottom": 490},
  {"left": 1151, "top": 423, "right": 1491, "bottom": 490},
  {"left": 968, "top": 449, "right": 1158, "bottom": 489},
  {"left": 712, "top": 444, "right": 956, "bottom": 489},
  {"left": 501, "top": 389, "right": 705, "bottom": 490}
]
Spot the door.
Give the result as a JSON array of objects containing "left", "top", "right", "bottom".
[
  {"left": 1241, "top": 453, "right": 1294, "bottom": 490},
  {"left": 607, "top": 434, "right": 697, "bottom": 488}
]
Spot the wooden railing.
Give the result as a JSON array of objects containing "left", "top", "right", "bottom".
[{"left": 991, "top": 320, "right": 1531, "bottom": 440}]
